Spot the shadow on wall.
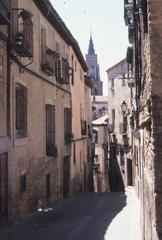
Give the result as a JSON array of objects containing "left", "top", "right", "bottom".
[
  {"left": 0, "top": 192, "right": 126, "bottom": 240},
  {"left": 109, "top": 143, "right": 125, "bottom": 192}
]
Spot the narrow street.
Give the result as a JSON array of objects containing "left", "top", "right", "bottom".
[{"left": 0, "top": 188, "right": 141, "bottom": 240}]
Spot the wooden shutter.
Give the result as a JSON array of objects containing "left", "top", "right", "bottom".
[{"left": 41, "top": 26, "right": 46, "bottom": 64}]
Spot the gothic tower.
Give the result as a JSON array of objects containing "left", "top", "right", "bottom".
[{"left": 86, "top": 35, "right": 103, "bottom": 96}]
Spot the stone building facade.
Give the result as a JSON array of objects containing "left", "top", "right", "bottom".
[
  {"left": 0, "top": 3, "right": 11, "bottom": 224},
  {"left": 106, "top": 59, "right": 132, "bottom": 191},
  {"left": 0, "top": 0, "right": 93, "bottom": 224},
  {"left": 86, "top": 36, "right": 103, "bottom": 96},
  {"left": 92, "top": 115, "right": 109, "bottom": 192},
  {"left": 124, "top": 0, "right": 162, "bottom": 239},
  {"left": 91, "top": 95, "right": 108, "bottom": 120}
]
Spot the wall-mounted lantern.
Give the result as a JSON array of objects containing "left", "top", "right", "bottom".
[{"left": 121, "top": 100, "right": 128, "bottom": 113}]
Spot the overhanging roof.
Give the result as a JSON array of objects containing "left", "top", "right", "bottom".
[{"left": 32, "top": 0, "right": 88, "bottom": 72}]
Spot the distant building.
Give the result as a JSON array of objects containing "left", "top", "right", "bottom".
[
  {"left": 106, "top": 59, "right": 132, "bottom": 192},
  {"left": 86, "top": 36, "right": 103, "bottom": 96},
  {"left": 91, "top": 95, "right": 108, "bottom": 120},
  {"left": 92, "top": 115, "right": 109, "bottom": 192}
]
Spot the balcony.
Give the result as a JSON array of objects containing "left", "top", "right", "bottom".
[
  {"left": 0, "top": 0, "right": 11, "bottom": 25},
  {"left": 12, "top": 9, "right": 33, "bottom": 58},
  {"left": 41, "top": 47, "right": 56, "bottom": 76},
  {"left": 55, "top": 57, "right": 70, "bottom": 84}
]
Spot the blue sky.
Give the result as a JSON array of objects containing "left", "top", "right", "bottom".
[{"left": 51, "top": 0, "right": 128, "bottom": 95}]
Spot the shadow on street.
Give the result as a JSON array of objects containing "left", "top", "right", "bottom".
[{"left": 0, "top": 192, "right": 126, "bottom": 240}]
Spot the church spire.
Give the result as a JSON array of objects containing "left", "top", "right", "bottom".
[{"left": 88, "top": 35, "right": 95, "bottom": 54}]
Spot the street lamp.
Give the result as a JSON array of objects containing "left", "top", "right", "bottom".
[{"left": 121, "top": 100, "right": 128, "bottom": 113}]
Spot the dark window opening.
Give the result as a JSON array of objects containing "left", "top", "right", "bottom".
[
  {"left": 46, "top": 105, "right": 56, "bottom": 157},
  {"left": 20, "top": 173, "right": 26, "bottom": 193},
  {"left": 64, "top": 108, "right": 72, "bottom": 143},
  {"left": 16, "top": 84, "right": 27, "bottom": 137}
]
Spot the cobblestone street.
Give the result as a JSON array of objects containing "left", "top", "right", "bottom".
[{"left": 0, "top": 187, "right": 141, "bottom": 240}]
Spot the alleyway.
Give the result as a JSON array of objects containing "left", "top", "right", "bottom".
[{"left": 0, "top": 188, "right": 141, "bottom": 240}]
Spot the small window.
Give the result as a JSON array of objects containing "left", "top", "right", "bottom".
[
  {"left": 95, "top": 131, "right": 98, "bottom": 143},
  {"left": 71, "top": 55, "right": 74, "bottom": 85},
  {"left": 75, "top": 60, "right": 77, "bottom": 72},
  {"left": 46, "top": 173, "right": 51, "bottom": 198},
  {"left": 56, "top": 41, "right": 60, "bottom": 54},
  {"left": 111, "top": 78, "right": 114, "bottom": 90},
  {"left": 16, "top": 84, "right": 27, "bottom": 137},
  {"left": 122, "top": 74, "right": 126, "bottom": 87},
  {"left": 73, "top": 143, "right": 76, "bottom": 164},
  {"left": 20, "top": 173, "right": 26, "bottom": 193},
  {"left": 94, "top": 155, "right": 99, "bottom": 164}
]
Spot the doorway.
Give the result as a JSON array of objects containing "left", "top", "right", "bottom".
[
  {"left": 63, "top": 156, "right": 70, "bottom": 198},
  {"left": 0, "top": 153, "right": 8, "bottom": 218},
  {"left": 127, "top": 158, "right": 133, "bottom": 186}
]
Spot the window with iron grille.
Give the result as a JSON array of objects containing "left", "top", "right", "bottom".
[
  {"left": 55, "top": 57, "right": 69, "bottom": 84},
  {"left": 16, "top": 84, "right": 27, "bottom": 137},
  {"left": 64, "top": 108, "right": 72, "bottom": 143},
  {"left": 46, "top": 105, "right": 56, "bottom": 156}
]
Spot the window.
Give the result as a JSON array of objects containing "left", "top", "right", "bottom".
[
  {"left": 46, "top": 173, "right": 51, "bottom": 198},
  {"left": 122, "top": 74, "right": 126, "bottom": 86},
  {"left": 64, "top": 108, "right": 72, "bottom": 143},
  {"left": 55, "top": 57, "right": 70, "bottom": 84},
  {"left": 16, "top": 84, "right": 27, "bottom": 137},
  {"left": 112, "top": 109, "right": 115, "bottom": 131},
  {"left": 120, "top": 149, "right": 124, "bottom": 166},
  {"left": 95, "top": 131, "right": 98, "bottom": 143},
  {"left": 75, "top": 60, "right": 77, "bottom": 72},
  {"left": 41, "top": 27, "right": 55, "bottom": 76},
  {"left": 110, "top": 78, "right": 114, "bottom": 91},
  {"left": 73, "top": 143, "right": 76, "bottom": 164},
  {"left": 56, "top": 41, "right": 60, "bottom": 54},
  {"left": 46, "top": 105, "right": 56, "bottom": 156},
  {"left": 94, "top": 155, "right": 99, "bottom": 164},
  {"left": 71, "top": 55, "right": 74, "bottom": 85},
  {"left": 20, "top": 173, "right": 26, "bottom": 193}
]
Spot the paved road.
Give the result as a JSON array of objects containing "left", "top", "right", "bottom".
[{"left": 0, "top": 187, "right": 141, "bottom": 240}]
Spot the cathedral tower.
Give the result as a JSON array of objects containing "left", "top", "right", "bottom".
[{"left": 86, "top": 35, "right": 103, "bottom": 96}]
